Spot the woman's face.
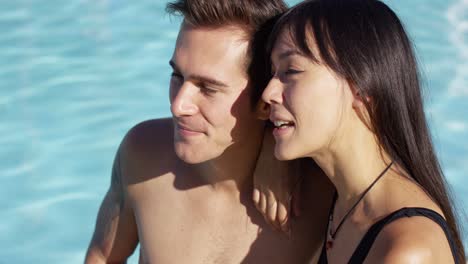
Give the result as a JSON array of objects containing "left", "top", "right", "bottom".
[{"left": 262, "top": 29, "right": 355, "bottom": 160}]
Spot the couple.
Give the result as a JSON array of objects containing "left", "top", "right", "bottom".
[{"left": 85, "top": 0, "right": 465, "bottom": 263}]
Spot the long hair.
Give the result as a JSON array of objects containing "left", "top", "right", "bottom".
[{"left": 267, "top": 0, "right": 465, "bottom": 261}]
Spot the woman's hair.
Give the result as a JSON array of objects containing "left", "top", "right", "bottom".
[{"left": 267, "top": 0, "right": 465, "bottom": 261}]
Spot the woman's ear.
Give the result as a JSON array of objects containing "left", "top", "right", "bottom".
[
  {"left": 349, "top": 84, "right": 373, "bottom": 130},
  {"left": 352, "top": 92, "right": 365, "bottom": 109},
  {"left": 350, "top": 85, "right": 370, "bottom": 110},
  {"left": 255, "top": 100, "right": 270, "bottom": 120}
]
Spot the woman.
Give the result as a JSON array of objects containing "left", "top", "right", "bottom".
[{"left": 255, "top": 0, "right": 466, "bottom": 263}]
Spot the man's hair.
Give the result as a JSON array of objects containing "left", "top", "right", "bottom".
[
  {"left": 166, "top": 0, "right": 288, "bottom": 106},
  {"left": 166, "top": 0, "right": 287, "bottom": 36}
]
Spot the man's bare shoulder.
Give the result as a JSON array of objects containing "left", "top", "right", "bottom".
[
  {"left": 119, "top": 118, "right": 180, "bottom": 185},
  {"left": 124, "top": 118, "right": 173, "bottom": 152}
]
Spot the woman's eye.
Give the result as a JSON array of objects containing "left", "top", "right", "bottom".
[
  {"left": 284, "top": 69, "right": 303, "bottom": 75},
  {"left": 279, "top": 69, "right": 304, "bottom": 82}
]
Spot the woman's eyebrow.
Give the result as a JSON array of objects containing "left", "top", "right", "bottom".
[
  {"left": 278, "top": 50, "right": 301, "bottom": 61},
  {"left": 271, "top": 49, "right": 302, "bottom": 71}
]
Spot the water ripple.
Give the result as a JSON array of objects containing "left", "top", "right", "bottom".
[
  {"left": 16, "top": 192, "right": 96, "bottom": 215},
  {"left": 0, "top": 0, "right": 466, "bottom": 262},
  {"left": 447, "top": 0, "right": 468, "bottom": 96}
]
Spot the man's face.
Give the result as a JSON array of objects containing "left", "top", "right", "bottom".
[{"left": 169, "top": 23, "right": 261, "bottom": 164}]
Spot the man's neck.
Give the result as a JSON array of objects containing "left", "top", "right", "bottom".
[{"left": 195, "top": 131, "right": 264, "bottom": 196}]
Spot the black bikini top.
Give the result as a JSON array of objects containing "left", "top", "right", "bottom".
[{"left": 318, "top": 206, "right": 459, "bottom": 264}]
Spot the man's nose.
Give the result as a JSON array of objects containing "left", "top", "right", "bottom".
[
  {"left": 262, "top": 78, "right": 283, "bottom": 105},
  {"left": 170, "top": 84, "right": 199, "bottom": 117}
]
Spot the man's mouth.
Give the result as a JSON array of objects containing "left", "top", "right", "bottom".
[{"left": 176, "top": 123, "right": 204, "bottom": 136}]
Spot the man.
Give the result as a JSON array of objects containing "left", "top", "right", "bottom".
[{"left": 85, "top": 0, "right": 333, "bottom": 263}]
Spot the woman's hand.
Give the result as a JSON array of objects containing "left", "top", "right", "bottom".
[{"left": 252, "top": 126, "right": 302, "bottom": 233}]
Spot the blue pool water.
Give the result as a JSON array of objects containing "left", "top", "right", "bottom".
[{"left": 0, "top": 0, "right": 466, "bottom": 263}]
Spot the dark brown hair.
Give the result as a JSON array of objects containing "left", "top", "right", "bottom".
[
  {"left": 268, "top": 0, "right": 465, "bottom": 261},
  {"left": 166, "top": 0, "right": 287, "bottom": 106},
  {"left": 166, "top": 0, "right": 287, "bottom": 35}
]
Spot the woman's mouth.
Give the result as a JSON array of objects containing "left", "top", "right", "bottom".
[{"left": 271, "top": 120, "right": 295, "bottom": 137}]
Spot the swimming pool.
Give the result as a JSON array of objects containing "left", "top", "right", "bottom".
[{"left": 0, "top": 0, "right": 466, "bottom": 263}]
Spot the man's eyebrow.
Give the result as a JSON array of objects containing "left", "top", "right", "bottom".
[
  {"left": 192, "top": 75, "right": 229, "bottom": 88},
  {"left": 169, "top": 60, "right": 229, "bottom": 88},
  {"left": 169, "top": 60, "right": 180, "bottom": 72}
]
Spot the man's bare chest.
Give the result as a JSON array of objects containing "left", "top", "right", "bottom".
[
  {"left": 131, "top": 189, "right": 263, "bottom": 263},
  {"left": 127, "top": 182, "right": 314, "bottom": 263}
]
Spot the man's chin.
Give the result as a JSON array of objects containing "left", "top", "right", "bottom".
[
  {"left": 177, "top": 154, "right": 207, "bottom": 164},
  {"left": 174, "top": 142, "right": 211, "bottom": 164}
]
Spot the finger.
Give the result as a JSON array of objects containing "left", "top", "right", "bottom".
[
  {"left": 277, "top": 201, "right": 289, "bottom": 233},
  {"left": 253, "top": 188, "right": 260, "bottom": 206},
  {"left": 292, "top": 179, "right": 302, "bottom": 217},
  {"left": 266, "top": 192, "right": 279, "bottom": 230},
  {"left": 259, "top": 191, "right": 267, "bottom": 215}
]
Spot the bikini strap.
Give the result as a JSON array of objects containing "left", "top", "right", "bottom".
[{"left": 348, "top": 207, "right": 459, "bottom": 264}]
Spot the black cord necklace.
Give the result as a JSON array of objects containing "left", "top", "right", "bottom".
[{"left": 326, "top": 161, "right": 394, "bottom": 250}]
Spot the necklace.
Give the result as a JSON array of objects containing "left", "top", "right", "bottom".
[{"left": 326, "top": 161, "right": 394, "bottom": 250}]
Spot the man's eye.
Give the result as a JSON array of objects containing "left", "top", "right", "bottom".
[
  {"left": 171, "top": 72, "right": 183, "bottom": 79},
  {"left": 200, "top": 86, "right": 217, "bottom": 96}
]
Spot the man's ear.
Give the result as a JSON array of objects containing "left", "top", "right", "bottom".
[{"left": 255, "top": 100, "right": 270, "bottom": 120}]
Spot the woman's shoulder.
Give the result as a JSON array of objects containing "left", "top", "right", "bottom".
[{"left": 365, "top": 208, "right": 455, "bottom": 264}]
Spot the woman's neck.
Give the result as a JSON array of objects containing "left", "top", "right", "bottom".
[{"left": 311, "top": 122, "right": 392, "bottom": 210}]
